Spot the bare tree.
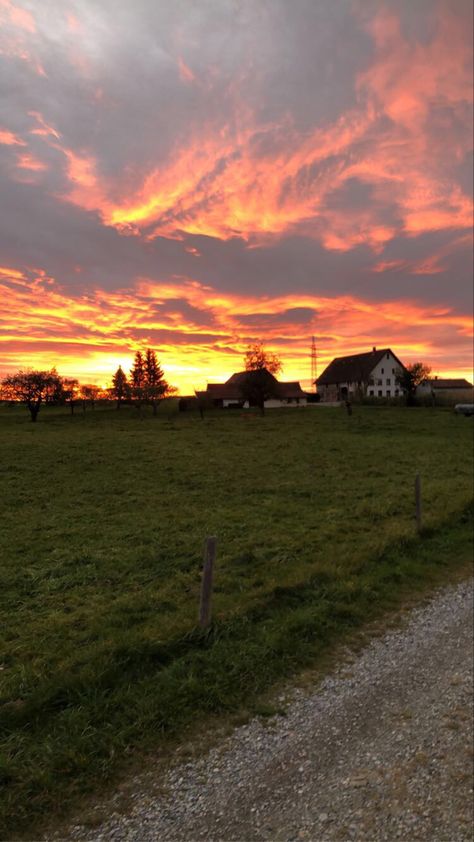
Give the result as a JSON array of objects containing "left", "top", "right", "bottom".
[
  {"left": 62, "top": 378, "right": 79, "bottom": 415},
  {"left": 79, "top": 384, "right": 101, "bottom": 411},
  {"left": 396, "top": 362, "right": 432, "bottom": 406},
  {"left": 1, "top": 369, "right": 63, "bottom": 422},
  {"left": 240, "top": 343, "right": 282, "bottom": 415},
  {"left": 244, "top": 342, "right": 282, "bottom": 375}
]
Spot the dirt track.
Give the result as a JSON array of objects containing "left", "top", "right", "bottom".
[{"left": 64, "top": 579, "right": 474, "bottom": 842}]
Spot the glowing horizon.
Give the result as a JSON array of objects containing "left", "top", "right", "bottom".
[
  {"left": 0, "top": 0, "right": 472, "bottom": 392},
  {"left": 1, "top": 265, "right": 472, "bottom": 394}
]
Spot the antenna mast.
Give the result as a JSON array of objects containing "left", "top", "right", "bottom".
[{"left": 310, "top": 335, "right": 317, "bottom": 391}]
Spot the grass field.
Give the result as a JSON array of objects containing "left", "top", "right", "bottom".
[{"left": 1, "top": 402, "right": 473, "bottom": 836}]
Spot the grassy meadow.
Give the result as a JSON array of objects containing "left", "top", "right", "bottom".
[{"left": 1, "top": 401, "right": 473, "bottom": 835}]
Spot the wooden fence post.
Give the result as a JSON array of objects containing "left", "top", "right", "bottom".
[
  {"left": 199, "top": 536, "right": 216, "bottom": 628},
  {"left": 415, "top": 474, "right": 422, "bottom": 533}
]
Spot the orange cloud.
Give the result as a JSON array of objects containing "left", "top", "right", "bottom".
[
  {"left": 0, "top": 127, "right": 25, "bottom": 145},
  {"left": 16, "top": 152, "right": 47, "bottom": 171},
  {"left": 3, "top": 6, "right": 469, "bottom": 255},
  {"left": 28, "top": 110, "right": 61, "bottom": 140},
  {"left": 0, "top": 3, "right": 46, "bottom": 75},
  {"left": 371, "top": 233, "right": 473, "bottom": 276},
  {"left": 0, "top": 265, "right": 472, "bottom": 393},
  {"left": 36, "top": 4, "right": 468, "bottom": 254}
]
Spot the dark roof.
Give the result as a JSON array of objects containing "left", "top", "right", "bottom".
[
  {"left": 278, "top": 381, "right": 307, "bottom": 398},
  {"left": 316, "top": 348, "right": 405, "bottom": 385},
  {"left": 199, "top": 383, "right": 242, "bottom": 400},
  {"left": 427, "top": 378, "right": 473, "bottom": 390},
  {"left": 197, "top": 369, "right": 306, "bottom": 400},
  {"left": 225, "top": 370, "right": 277, "bottom": 387}
]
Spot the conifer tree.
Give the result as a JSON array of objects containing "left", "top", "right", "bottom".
[
  {"left": 112, "top": 365, "right": 129, "bottom": 410},
  {"left": 144, "top": 348, "right": 169, "bottom": 415},
  {"left": 130, "top": 351, "right": 145, "bottom": 409}
]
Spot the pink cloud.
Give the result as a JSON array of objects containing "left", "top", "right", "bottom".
[{"left": 0, "top": 127, "right": 25, "bottom": 145}]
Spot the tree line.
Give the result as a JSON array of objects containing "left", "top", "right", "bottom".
[
  {"left": 1, "top": 349, "right": 173, "bottom": 422},
  {"left": 1, "top": 341, "right": 433, "bottom": 422}
]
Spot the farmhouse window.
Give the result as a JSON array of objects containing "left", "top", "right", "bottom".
[
  {"left": 381, "top": 368, "right": 384, "bottom": 374},
  {"left": 386, "top": 390, "right": 391, "bottom": 397},
  {"left": 386, "top": 378, "right": 391, "bottom": 385},
  {"left": 378, "top": 390, "right": 382, "bottom": 396},
  {"left": 369, "top": 390, "right": 374, "bottom": 396}
]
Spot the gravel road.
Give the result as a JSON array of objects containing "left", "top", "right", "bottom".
[{"left": 65, "top": 579, "right": 473, "bottom": 842}]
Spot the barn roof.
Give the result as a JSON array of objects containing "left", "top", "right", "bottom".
[
  {"left": 427, "top": 378, "right": 473, "bottom": 390},
  {"left": 197, "top": 369, "right": 306, "bottom": 400},
  {"left": 225, "top": 369, "right": 278, "bottom": 387},
  {"left": 278, "top": 381, "right": 307, "bottom": 398},
  {"left": 316, "top": 348, "right": 405, "bottom": 385}
]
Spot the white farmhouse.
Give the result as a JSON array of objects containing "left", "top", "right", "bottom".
[{"left": 316, "top": 347, "right": 406, "bottom": 401}]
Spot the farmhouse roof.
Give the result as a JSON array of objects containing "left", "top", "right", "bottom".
[
  {"left": 196, "top": 368, "right": 306, "bottom": 400},
  {"left": 426, "top": 378, "right": 473, "bottom": 390},
  {"left": 278, "top": 381, "right": 307, "bottom": 398},
  {"left": 196, "top": 383, "right": 242, "bottom": 400},
  {"left": 316, "top": 348, "right": 405, "bottom": 385}
]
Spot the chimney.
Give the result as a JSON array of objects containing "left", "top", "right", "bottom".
[{"left": 372, "top": 346, "right": 376, "bottom": 352}]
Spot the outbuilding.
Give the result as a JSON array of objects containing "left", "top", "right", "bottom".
[{"left": 196, "top": 369, "right": 307, "bottom": 409}]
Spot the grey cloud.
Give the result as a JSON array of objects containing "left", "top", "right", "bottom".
[{"left": 0, "top": 0, "right": 472, "bottom": 340}]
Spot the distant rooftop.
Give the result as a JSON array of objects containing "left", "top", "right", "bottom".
[
  {"left": 196, "top": 369, "right": 306, "bottom": 400},
  {"left": 426, "top": 377, "right": 473, "bottom": 389}
]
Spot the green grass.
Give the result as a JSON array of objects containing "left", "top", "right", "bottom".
[{"left": 0, "top": 402, "right": 473, "bottom": 836}]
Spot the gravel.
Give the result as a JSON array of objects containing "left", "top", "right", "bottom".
[{"left": 57, "top": 579, "right": 473, "bottom": 842}]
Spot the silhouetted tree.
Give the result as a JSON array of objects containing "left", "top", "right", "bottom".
[
  {"left": 244, "top": 342, "right": 282, "bottom": 375},
  {"left": 130, "top": 349, "right": 173, "bottom": 414},
  {"left": 130, "top": 351, "right": 146, "bottom": 410},
  {"left": 144, "top": 348, "right": 170, "bottom": 415},
  {"left": 44, "top": 367, "right": 65, "bottom": 405},
  {"left": 111, "top": 365, "right": 129, "bottom": 410},
  {"left": 62, "top": 378, "right": 79, "bottom": 414},
  {"left": 240, "top": 343, "right": 282, "bottom": 415},
  {"left": 1, "top": 369, "right": 63, "bottom": 422},
  {"left": 396, "top": 362, "right": 432, "bottom": 406},
  {"left": 239, "top": 368, "right": 281, "bottom": 416},
  {"left": 80, "top": 384, "right": 101, "bottom": 411}
]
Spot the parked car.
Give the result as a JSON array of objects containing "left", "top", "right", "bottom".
[{"left": 454, "top": 404, "right": 474, "bottom": 416}]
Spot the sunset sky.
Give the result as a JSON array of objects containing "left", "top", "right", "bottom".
[{"left": 0, "top": 0, "right": 472, "bottom": 394}]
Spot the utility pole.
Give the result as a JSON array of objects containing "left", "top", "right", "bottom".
[{"left": 311, "top": 335, "right": 317, "bottom": 392}]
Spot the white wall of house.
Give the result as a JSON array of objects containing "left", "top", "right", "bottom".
[
  {"left": 366, "top": 351, "right": 403, "bottom": 398},
  {"left": 265, "top": 397, "right": 308, "bottom": 408},
  {"left": 416, "top": 382, "right": 432, "bottom": 395},
  {"left": 222, "top": 397, "right": 307, "bottom": 408}
]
